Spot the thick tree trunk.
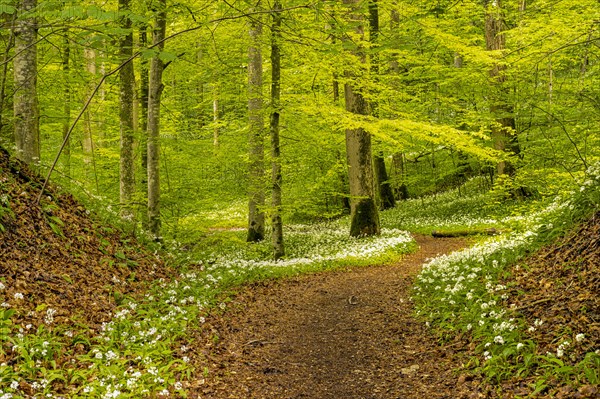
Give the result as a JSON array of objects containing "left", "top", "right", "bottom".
[
  {"left": 247, "top": 3, "right": 266, "bottom": 243},
  {"left": 13, "top": 0, "right": 39, "bottom": 166},
  {"left": 119, "top": 0, "right": 136, "bottom": 222},
  {"left": 147, "top": 0, "right": 166, "bottom": 240},
  {"left": 485, "top": 0, "right": 520, "bottom": 177},
  {"left": 270, "top": 0, "right": 284, "bottom": 259},
  {"left": 343, "top": 0, "right": 380, "bottom": 237},
  {"left": 61, "top": 32, "right": 71, "bottom": 179}
]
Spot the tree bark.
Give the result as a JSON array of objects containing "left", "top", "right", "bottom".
[
  {"left": 368, "top": 0, "right": 395, "bottom": 210},
  {"left": 119, "top": 0, "right": 136, "bottom": 222},
  {"left": 147, "top": 0, "right": 166, "bottom": 240},
  {"left": 0, "top": 19, "right": 15, "bottom": 140},
  {"left": 13, "top": 0, "right": 39, "bottom": 166},
  {"left": 139, "top": 24, "right": 149, "bottom": 178},
  {"left": 213, "top": 83, "right": 220, "bottom": 149},
  {"left": 82, "top": 48, "right": 96, "bottom": 169},
  {"left": 343, "top": 0, "right": 380, "bottom": 237},
  {"left": 270, "top": 0, "right": 284, "bottom": 259},
  {"left": 61, "top": 32, "right": 71, "bottom": 179},
  {"left": 247, "top": 2, "right": 266, "bottom": 243},
  {"left": 484, "top": 0, "right": 520, "bottom": 176}
]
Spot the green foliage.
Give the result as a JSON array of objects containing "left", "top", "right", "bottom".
[{"left": 413, "top": 166, "right": 600, "bottom": 390}]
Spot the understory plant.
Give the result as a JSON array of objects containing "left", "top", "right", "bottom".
[
  {"left": 1, "top": 221, "right": 415, "bottom": 398},
  {"left": 413, "top": 163, "right": 600, "bottom": 389}
]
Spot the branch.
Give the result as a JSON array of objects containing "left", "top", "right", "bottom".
[{"left": 36, "top": 4, "right": 315, "bottom": 203}]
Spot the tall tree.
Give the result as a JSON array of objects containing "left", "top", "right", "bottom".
[
  {"left": 118, "top": 0, "right": 136, "bottom": 222},
  {"left": 13, "top": 0, "right": 39, "bottom": 165},
  {"left": 270, "top": 0, "right": 284, "bottom": 259},
  {"left": 484, "top": 0, "right": 520, "bottom": 176},
  {"left": 139, "top": 24, "right": 150, "bottom": 225},
  {"left": 61, "top": 32, "right": 71, "bottom": 178},
  {"left": 246, "top": 2, "right": 266, "bottom": 243},
  {"left": 343, "top": 0, "right": 380, "bottom": 237},
  {"left": 147, "top": 0, "right": 167, "bottom": 240},
  {"left": 368, "top": 0, "right": 395, "bottom": 210}
]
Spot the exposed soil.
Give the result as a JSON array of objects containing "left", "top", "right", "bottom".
[{"left": 191, "top": 235, "right": 481, "bottom": 399}]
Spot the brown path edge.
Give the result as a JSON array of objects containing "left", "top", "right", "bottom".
[{"left": 189, "top": 235, "right": 475, "bottom": 399}]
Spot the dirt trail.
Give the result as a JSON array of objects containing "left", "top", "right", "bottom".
[{"left": 193, "top": 235, "right": 475, "bottom": 399}]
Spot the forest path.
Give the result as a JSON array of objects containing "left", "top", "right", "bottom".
[{"left": 193, "top": 235, "right": 475, "bottom": 399}]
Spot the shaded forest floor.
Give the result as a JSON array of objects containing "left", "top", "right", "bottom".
[
  {"left": 191, "top": 236, "right": 482, "bottom": 399},
  {"left": 1, "top": 148, "right": 598, "bottom": 398}
]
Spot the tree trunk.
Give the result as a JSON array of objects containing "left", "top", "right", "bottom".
[
  {"left": 61, "top": 32, "right": 71, "bottom": 179},
  {"left": 147, "top": 0, "right": 166, "bottom": 240},
  {"left": 343, "top": 0, "right": 380, "bottom": 237},
  {"left": 484, "top": 0, "right": 520, "bottom": 177},
  {"left": 270, "top": 0, "right": 284, "bottom": 259},
  {"left": 138, "top": 24, "right": 149, "bottom": 227},
  {"left": 247, "top": 3, "right": 266, "bottom": 243},
  {"left": 0, "top": 19, "right": 15, "bottom": 140},
  {"left": 13, "top": 0, "right": 39, "bottom": 166},
  {"left": 368, "top": 0, "right": 395, "bottom": 210},
  {"left": 83, "top": 48, "right": 96, "bottom": 169},
  {"left": 213, "top": 83, "right": 220, "bottom": 149},
  {"left": 119, "top": 0, "right": 136, "bottom": 222},
  {"left": 139, "top": 24, "right": 149, "bottom": 178}
]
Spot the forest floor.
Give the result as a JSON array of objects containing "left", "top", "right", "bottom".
[{"left": 191, "top": 235, "right": 485, "bottom": 399}]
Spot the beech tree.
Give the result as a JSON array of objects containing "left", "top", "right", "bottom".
[
  {"left": 368, "top": 0, "right": 395, "bottom": 210},
  {"left": 247, "top": 2, "right": 266, "bottom": 243},
  {"left": 13, "top": 0, "right": 39, "bottom": 165},
  {"left": 147, "top": 0, "right": 167, "bottom": 240},
  {"left": 270, "top": 0, "right": 284, "bottom": 259},
  {"left": 118, "top": 0, "right": 136, "bottom": 221},
  {"left": 484, "top": 0, "right": 520, "bottom": 177},
  {"left": 343, "top": 0, "right": 380, "bottom": 237}
]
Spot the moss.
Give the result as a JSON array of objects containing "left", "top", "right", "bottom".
[{"left": 350, "top": 198, "right": 380, "bottom": 237}]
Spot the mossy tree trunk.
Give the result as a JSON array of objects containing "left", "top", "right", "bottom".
[
  {"left": 343, "top": 0, "right": 380, "bottom": 237},
  {"left": 485, "top": 0, "right": 520, "bottom": 177}
]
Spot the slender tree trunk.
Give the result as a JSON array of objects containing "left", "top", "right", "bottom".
[
  {"left": 0, "top": 20, "right": 15, "bottom": 139},
  {"left": 118, "top": 0, "right": 136, "bottom": 222},
  {"left": 343, "top": 0, "right": 380, "bottom": 237},
  {"left": 147, "top": 0, "right": 166, "bottom": 240},
  {"left": 61, "top": 32, "right": 71, "bottom": 179},
  {"left": 368, "top": 0, "right": 395, "bottom": 210},
  {"left": 392, "top": 152, "right": 409, "bottom": 200},
  {"left": 13, "top": 0, "right": 39, "bottom": 166},
  {"left": 139, "top": 25, "right": 149, "bottom": 178},
  {"left": 247, "top": 2, "right": 266, "bottom": 243},
  {"left": 82, "top": 48, "right": 96, "bottom": 169},
  {"left": 213, "top": 83, "right": 220, "bottom": 149},
  {"left": 484, "top": 0, "right": 520, "bottom": 176},
  {"left": 270, "top": 0, "right": 284, "bottom": 259}
]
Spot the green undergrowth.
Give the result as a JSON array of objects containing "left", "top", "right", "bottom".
[
  {"left": 1, "top": 212, "right": 416, "bottom": 398},
  {"left": 412, "top": 164, "right": 600, "bottom": 393}
]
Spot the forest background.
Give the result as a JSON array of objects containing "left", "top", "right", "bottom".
[{"left": 1, "top": 0, "right": 599, "bottom": 251}]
